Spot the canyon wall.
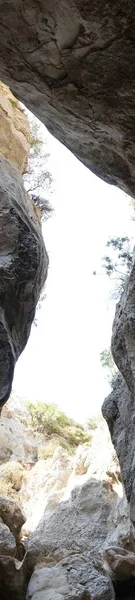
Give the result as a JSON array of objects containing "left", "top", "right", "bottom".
[
  {"left": 0, "top": 84, "right": 48, "bottom": 406},
  {"left": 0, "top": 0, "right": 135, "bottom": 196}
]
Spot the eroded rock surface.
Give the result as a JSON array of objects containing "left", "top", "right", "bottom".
[
  {"left": 0, "top": 156, "right": 48, "bottom": 406},
  {"left": 0, "top": 496, "right": 27, "bottom": 600},
  {"left": 0, "top": 520, "right": 16, "bottom": 556},
  {"left": 0, "top": 400, "right": 135, "bottom": 598},
  {"left": 102, "top": 261, "right": 135, "bottom": 524},
  {"left": 0, "top": 0, "right": 135, "bottom": 195},
  {"left": 0, "top": 496, "right": 25, "bottom": 540},
  {"left": 0, "top": 81, "right": 30, "bottom": 172},
  {"left": 26, "top": 554, "right": 115, "bottom": 600},
  {"left": 102, "top": 375, "right": 134, "bottom": 505}
]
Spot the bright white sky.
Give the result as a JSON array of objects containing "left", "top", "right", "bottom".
[{"left": 12, "top": 121, "right": 135, "bottom": 423}]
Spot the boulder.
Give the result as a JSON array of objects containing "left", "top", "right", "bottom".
[
  {"left": 26, "top": 474, "right": 130, "bottom": 568},
  {"left": 0, "top": 520, "right": 16, "bottom": 556},
  {"left": 26, "top": 554, "right": 115, "bottom": 600},
  {"left": 0, "top": 156, "right": 48, "bottom": 406},
  {"left": 0, "top": 554, "right": 29, "bottom": 600},
  {"left": 20, "top": 448, "right": 72, "bottom": 533},
  {"left": 0, "top": 0, "right": 135, "bottom": 195},
  {"left": 0, "top": 496, "right": 25, "bottom": 540},
  {"left": 103, "top": 546, "right": 135, "bottom": 582}
]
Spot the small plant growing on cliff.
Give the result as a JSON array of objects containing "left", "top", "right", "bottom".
[
  {"left": 102, "top": 236, "right": 133, "bottom": 298},
  {"left": 93, "top": 236, "right": 133, "bottom": 300},
  {"left": 23, "top": 116, "right": 53, "bottom": 221},
  {"left": 100, "top": 347, "right": 118, "bottom": 386}
]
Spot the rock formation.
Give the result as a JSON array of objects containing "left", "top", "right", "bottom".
[
  {"left": 0, "top": 84, "right": 48, "bottom": 406},
  {"left": 102, "top": 262, "right": 135, "bottom": 527},
  {"left": 0, "top": 81, "right": 30, "bottom": 173},
  {"left": 0, "top": 0, "right": 135, "bottom": 196},
  {"left": 0, "top": 3, "right": 135, "bottom": 598},
  {"left": 0, "top": 397, "right": 135, "bottom": 600},
  {"left": 0, "top": 156, "right": 48, "bottom": 407}
]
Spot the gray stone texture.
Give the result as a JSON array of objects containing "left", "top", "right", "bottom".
[{"left": 0, "top": 0, "right": 135, "bottom": 195}]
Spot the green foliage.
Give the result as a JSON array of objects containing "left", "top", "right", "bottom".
[
  {"left": 103, "top": 236, "right": 132, "bottom": 275},
  {"left": 37, "top": 434, "right": 76, "bottom": 459},
  {"left": 63, "top": 424, "right": 91, "bottom": 447},
  {"left": 100, "top": 348, "right": 118, "bottom": 385},
  {"left": 102, "top": 236, "right": 133, "bottom": 298},
  {"left": 27, "top": 401, "right": 92, "bottom": 451},
  {"left": 23, "top": 116, "right": 53, "bottom": 220},
  {"left": 27, "top": 401, "right": 72, "bottom": 435},
  {"left": 30, "top": 121, "right": 45, "bottom": 158},
  {"left": 93, "top": 236, "right": 133, "bottom": 301}
]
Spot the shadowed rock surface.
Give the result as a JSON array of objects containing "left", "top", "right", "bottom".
[
  {"left": 0, "top": 156, "right": 48, "bottom": 407},
  {"left": 0, "top": 0, "right": 135, "bottom": 195},
  {"left": 102, "top": 260, "right": 135, "bottom": 525}
]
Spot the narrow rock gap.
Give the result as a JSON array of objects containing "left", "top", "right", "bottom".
[{"left": 115, "top": 578, "right": 135, "bottom": 599}]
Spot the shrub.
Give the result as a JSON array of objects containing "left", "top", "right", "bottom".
[
  {"left": 27, "top": 402, "right": 92, "bottom": 450},
  {"left": 63, "top": 425, "right": 92, "bottom": 447},
  {"left": 27, "top": 402, "right": 73, "bottom": 435}
]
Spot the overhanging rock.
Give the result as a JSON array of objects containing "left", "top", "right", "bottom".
[{"left": 0, "top": 0, "right": 135, "bottom": 195}]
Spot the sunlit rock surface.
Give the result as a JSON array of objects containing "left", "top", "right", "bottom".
[
  {"left": 0, "top": 400, "right": 135, "bottom": 598},
  {"left": 0, "top": 81, "right": 30, "bottom": 172}
]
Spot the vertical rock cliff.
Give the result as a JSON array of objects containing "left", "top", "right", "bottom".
[
  {"left": 102, "top": 260, "right": 135, "bottom": 525},
  {"left": 0, "top": 85, "right": 48, "bottom": 406},
  {"left": 0, "top": 81, "right": 30, "bottom": 173}
]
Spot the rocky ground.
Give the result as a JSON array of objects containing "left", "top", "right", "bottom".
[{"left": 0, "top": 395, "right": 135, "bottom": 599}]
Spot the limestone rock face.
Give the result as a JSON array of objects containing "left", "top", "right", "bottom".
[
  {"left": 20, "top": 448, "right": 72, "bottom": 532},
  {"left": 0, "top": 156, "right": 48, "bottom": 406},
  {"left": 0, "top": 82, "right": 30, "bottom": 173},
  {"left": 0, "top": 0, "right": 135, "bottom": 195},
  {"left": 0, "top": 520, "right": 16, "bottom": 556},
  {"left": 26, "top": 555, "right": 115, "bottom": 600},
  {"left": 102, "top": 376, "right": 134, "bottom": 505},
  {"left": 102, "top": 261, "right": 135, "bottom": 521},
  {"left": 103, "top": 546, "right": 135, "bottom": 582},
  {"left": 26, "top": 474, "right": 130, "bottom": 569},
  {"left": 0, "top": 401, "right": 135, "bottom": 598},
  {"left": 0, "top": 554, "right": 28, "bottom": 600}
]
